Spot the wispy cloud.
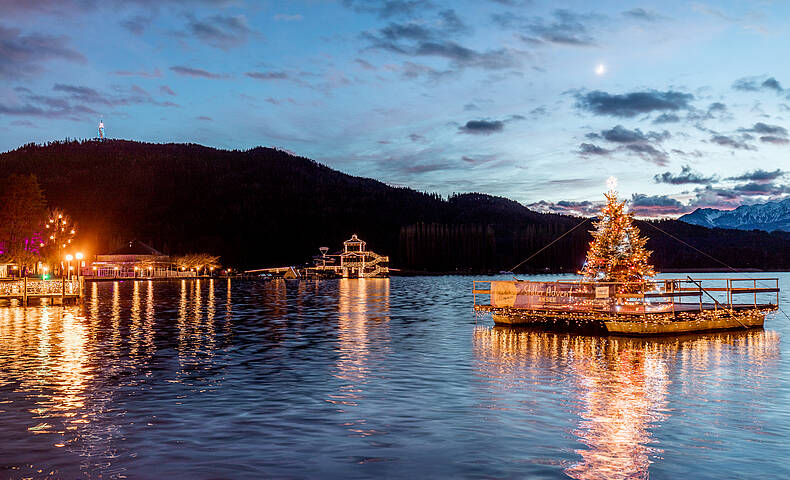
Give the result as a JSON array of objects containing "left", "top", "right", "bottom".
[
  {"left": 0, "top": 25, "right": 85, "bottom": 78},
  {"left": 169, "top": 66, "right": 229, "bottom": 79}
]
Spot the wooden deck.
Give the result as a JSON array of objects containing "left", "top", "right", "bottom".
[
  {"left": 473, "top": 278, "right": 780, "bottom": 336},
  {"left": 0, "top": 278, "right": 82, "bottom": 306}
]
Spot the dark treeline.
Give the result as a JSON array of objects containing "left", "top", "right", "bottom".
[{"left": 2, "top": 139, "right": 788, "bottom": 272}]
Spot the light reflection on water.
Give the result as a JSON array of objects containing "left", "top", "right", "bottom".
[
  {"left": 473, "top": 327, "right": 780, "bottom": 480},
  {"left": 0, "top": 275, "right": 788, "bottom": 479}
]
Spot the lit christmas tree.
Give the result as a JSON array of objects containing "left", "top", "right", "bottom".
[{"left": 581, "top": 177, "right": 655, "bottom": 290}]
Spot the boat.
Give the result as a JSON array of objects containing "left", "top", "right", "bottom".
[{"left": 473, "top": 179, "right": 780, "bottom": 335}]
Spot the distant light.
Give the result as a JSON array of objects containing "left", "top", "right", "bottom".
[
  {"left": 65, "top": 254, "right": 73, "bottom": 261},
  {"left": 75, "top": 252, "right": 83, "bottom": 260},
  {"left": 595, "top": 63, "right": 606, "bottom": 76}
]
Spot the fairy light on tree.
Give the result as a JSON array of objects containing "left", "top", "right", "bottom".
[
  {"left": 581, "top": 177, "right": 655, "bottom": 291},
  {"left": 42, "top": 208, "right": 78, "bottom": 270}
]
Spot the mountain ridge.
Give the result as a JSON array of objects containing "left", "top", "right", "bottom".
[
  {"left": 2, "top": 139, "right": 790, "bottom": 271},
  {"left": 680, "top": 198, "right": 790, "bottom": 232}
]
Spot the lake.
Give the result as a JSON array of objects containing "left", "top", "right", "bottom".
[{"left": 1, "top": 274, "right": 789, "bottom": 479}]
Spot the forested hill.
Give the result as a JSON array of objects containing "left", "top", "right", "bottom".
[{"left": 2, "top": 139, "right": 789, "bottom": 272}]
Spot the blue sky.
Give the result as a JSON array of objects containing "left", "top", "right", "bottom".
[{"left": 2, "top": 0, "right": 789, "bottom": 216}]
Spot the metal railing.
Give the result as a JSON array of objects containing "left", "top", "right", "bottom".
[
  {"left": 0, "top": 278, "right": 82, "bottom": 298},
  {"left": 473, "top": 278, "right": 780, "bottom": 314}
]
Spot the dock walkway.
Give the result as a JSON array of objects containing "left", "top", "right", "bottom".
[{"left": 0, "top": 278, "right": 82, "bottom": 306}]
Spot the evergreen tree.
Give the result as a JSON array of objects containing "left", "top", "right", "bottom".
[
  {"left": 581, "top": 187, "right": 655, "bottom": 289},
  {"left": 0, "top": 174, "right": 47, "bottom": 270}
]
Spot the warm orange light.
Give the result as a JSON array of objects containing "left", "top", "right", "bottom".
[
  {"left": 65, "top": 254, "right": 73, "bottom": 261},
  {"left": 75, "top": 252, "right": 83, "bottom": 260}
]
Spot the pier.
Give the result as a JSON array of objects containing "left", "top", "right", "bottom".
[{"left": 0, "top": 278, "right": 83, "bottom": 306}]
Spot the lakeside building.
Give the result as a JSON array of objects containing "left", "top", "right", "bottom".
[
  {"left": 249, "top": 234, "right": 389, "bottom": 279},
  {"left": 89, "top": 240, "right": 194, "bottom": 278}
]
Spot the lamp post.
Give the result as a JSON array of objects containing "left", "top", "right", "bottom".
[
  {"left": 65, "top": 254, "right": 73, "bottom": 280},
  {"left": 75, "top": 252, "right": 83, "bottom": 278}
]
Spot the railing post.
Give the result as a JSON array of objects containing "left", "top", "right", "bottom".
[
  {"left": 61, "top": 276, "right": 65, "bottom": 304},
  {"left": 23, "top": 276, "right": 27, "bottom": 306}
]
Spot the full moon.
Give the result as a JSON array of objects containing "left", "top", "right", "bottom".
[{"left": 595, "top": 63, "right": 606, "bottom": 75}]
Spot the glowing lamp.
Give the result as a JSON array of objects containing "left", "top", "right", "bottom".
[
  {"left": 76, "top": 252, "right": 83, "bottom": 260},
  {"left": 65, "top": 254, "right": 73, "bottom": 261}
]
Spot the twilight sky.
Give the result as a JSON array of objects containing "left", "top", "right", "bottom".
[{"left": 2, "top": 0, "right": 789, "bottom": 217}]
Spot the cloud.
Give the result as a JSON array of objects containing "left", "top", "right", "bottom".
[
  {"left": 583, "top": 125, "right": 669, "bottom": 164},
  {"left": 0, "top": 25, "right": 85, "bottom": 78},
  {"left": 629, "top": 193, "right": 687, "bottom": 216},
  {"left": 578, "top": 143, "right": 611, "bottom": 156},
  {"left": 732, "top": 75, "right": 784, "bottom": 93},
  {"left": 727, "top": 169, "right": 785, "bottom": 182},
  {"left": 623, "top": 143, "right": 668, "bottom": 165},
  {"left": 528, "top": 199, "right": 602, "bottom": 216},
  {"left": 355, "top": 58, "right": 377, "bottom": 70},
  {"left": 186, "top": 14, "right": 251, "bottom": 50},
  {"left": 274, "top": 13, "right": 303, "bottom": 21},
  {"left": 653, "top": 113, "right": 680, "bottom": 124},
  {"left": 245, "top": 71, "right": 289, "bottom": 80},
  {"left": 169, "top": 66, "right": 228, "bottom": 79},
  {"left": 342, "top": 0, "right": 432, "bottom": 19},
  {"left": 654, "top": 165, "right": 717, "bottom": 184},
  {"left": 575, "top": 89, "right": 694, "bottom": 117},
  {"left": 111, "top": 68, "right": 162, "bottom": 78},
  {"left": 363, "top": 10, "right": 520, "bottom": 72},
  {"left": 458, "top": 119, "right": 504, "bottom": 134},
  {"left": 739, "top": 122, "right": 788, "bottom": 136},
  {"left": 732, "top": 182, "right": 790, "bottom": 195},
  {"left": 689, "top": 185, "right": 743, "bottom": 209},
  {"left": 709, "top": 134, "right": 756, "bottom": 150},
  {"left": 759, "top": 135, "right": 789, "bottom": 144},
  {"left": 196, "top": 115, "right": 212, "bottom": 121},
  {"left": 160, "top": 85, "right": 176, "bottom": 96},
  {"left": 622, "top": 8, "right": 665, "bottom": 22},
  {"left": 0, "top": 81, "right": 177, "bottom": 119},
  {"left": 121, "top": 14, "right": 153, "bottom": 35},
  {"left": 457, "top": 115, "right": 523, "bottom": 135},
  {"left": 51, "top": 83, "right": 178, "bottom": 108},
  {"left": 597, "top": 125, "right": 670, "bottom": 143},
  {"left": 497, "top": 9, "right": 601, "bottom": 46}
]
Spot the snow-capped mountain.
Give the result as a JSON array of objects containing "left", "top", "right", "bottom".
[{"left": 679, "top": 198, "right": 790, "bottom": 232}]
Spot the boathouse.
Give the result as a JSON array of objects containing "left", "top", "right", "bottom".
[{"left": 91, "top": 240, "right": 178, "bottom": 278}]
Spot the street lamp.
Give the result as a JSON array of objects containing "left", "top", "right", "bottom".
[
  {"left": 75, "top": 252, "right": 83, "bottom": 277},
  {"left": 65, "top": 254, "right": 73, "bottom": 280},
  {"left": 134, "top": 266, "right": 139, "bottom": 279}
]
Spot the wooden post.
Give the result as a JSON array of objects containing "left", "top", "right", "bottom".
[
  {"left": 23, "top": 276, "right": 27, "bottom": 307},
  {"left": 61, "top": 276, "right": 65, "bottom": 304}
]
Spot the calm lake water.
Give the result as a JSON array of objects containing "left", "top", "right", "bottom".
[{"left": 1, "top": 274, "right": 789, "bottom": 479}]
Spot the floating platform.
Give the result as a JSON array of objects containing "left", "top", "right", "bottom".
[{"left": 473, "top": 278, "right": 779, "bottom": 336}]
